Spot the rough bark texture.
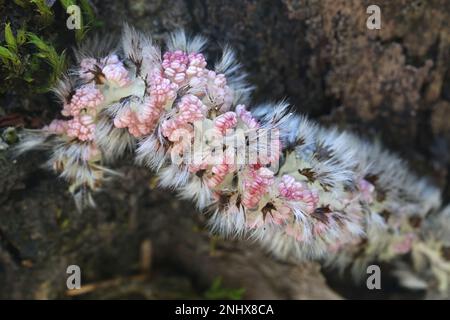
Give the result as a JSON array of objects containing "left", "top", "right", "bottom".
[{"left": 1, "top": 0, "right": 449, "bottom": 299}]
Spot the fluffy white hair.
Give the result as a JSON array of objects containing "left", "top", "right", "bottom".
[{"left": 13, "top": 25, "right": 450, "bottom": 296}]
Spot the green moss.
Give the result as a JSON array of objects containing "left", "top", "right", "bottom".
[
  {"left": 0, "top": 0, "right": 100, "bottom": 97},
  {"left": 203, "top": 277, "right": 246, "bottom": 300},
  {"left": 1, "top": 127, "right": 19, "bottom": 144}
]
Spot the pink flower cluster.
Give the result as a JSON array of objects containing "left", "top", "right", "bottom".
[
  {"left": 113, "top": 107, "right": 150, "bottom": 137},
  {"left": 176, "top": 94, "right": 208, "bottom": 123},
  {"left": 186, "top": 53, "right": 207, "bottom": 79},
  {"left": 242, "top": 173, "right": 320, "bottom": 230},
  {"left": 162, "top": 50, "right": 233, "bottom": 110},
  {"left": 214, "top": 112, "right": 238, "bottom": 134},
  {"left": 44, "top": 48, "right": 291, "bottom": 235},
  {"left": 79, "top": 54, "right": 130, "bottom": 87},
  {"left": 52, "top": 81, "right": 105, "bottom": 142},
  {"left": 114, "top": 71, "right": 178, "bottom": 137},
  {"left": 47, "top": 84, "right": 103, "bottom": 142},
  {"left": 101, "top": 55, "right": 131, "bottom": 87},
  {"left": 67, "top": 115, "right": 96, "bottom": 141},
  {"left": 79, "top": 58, "right": 98, "bottom": 81},
  {"left": 242, "top": 167, "right": 275, "bottom": 209},
  {"left": 162, "top": 51, "right": 208, "bottom": 87},
  {"left": 279, "top": 175, "right": 319, "bottom": 214},
  {"left": 161, "top": 94, "right": 207, "bottom": 141},
  {"left": 44, "top": 119, "right": 68, "bottom": 135},
  {"left": 236, "top": 105, "right": 259, "bottom": 129},
  {"left": 62, "top": 85, "right": 104, "bottom": 117},
  {"left": 113, "top": 52, "right": 208, "bottom": 139},
  {"left": 200, "top": 70, "right": 234, "bottom": 111},
  {"left": 162, "top": 51, "right": 190, "bottom": 85},
  {"left": 112, "top": 50, "right": 236, "bottom": 140}
]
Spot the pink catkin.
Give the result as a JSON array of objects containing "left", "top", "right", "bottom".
[
  {"left": 186, "top": 53, "right": 207, "bottom": 78},
  {"left": 113, "top": 108, "right": 132, "bottom": 129},
  {"left": 161, "top": 95, "right": 207, "bottom": 140},
  {"left": 177, "top": 94, "right": 207, "bottom": 123},
  {"left": 188, "top": 69, "right": 233, "bottom": 111},
  {"left": 104, "top": 55, "right": 130, "bottom": 86},
  {"left": 279, "top": 175, "right": 319, "bottom": 214},
  {"left": 79, "top": 58, "right": 98, "bottom": 81},
  {"left": 44, "top": 119, "right": 68, "bottom": 134},
  {"left": 114, "top": 108, "right": 152, "bottom": 137},
  {"left": 160, "top": 119, "right": 180, "bottom": 142},
  {"left": 79, "top": 55, "right": 130, "bottom": 86},
  {"left": 214, "top": 111, "right": 237, "bottom": 134},
  {"left": 162, "top": 50, "right": 189, "bottom": 85},
  {"left": 161, "top": 51, "right": 208, "bottom": 88},
  {"left": 102, "top": 62, "right": 130, "bottom": 87},
  {"left": 147, "top": 71, "right": 178, "bottom": 107},
  {"left": 167, "top": 124, "right": 194, "bottom": 143},
  {"left": 62, "top": 84, "right": 104, "bottom": 117},
  {"left": 113, "top": 71, "right": 178, "bottom": 138},
  {"left": 67, "top": 115, "right": 96, "bottom": 141},
  {"left": 236, "top": 104, "right": 259, "bottom": 129},
  {"left": 205, "top": 71, "right": 234, "bottom": 111},
  {"left": 242, "top": 167, "right": 274, "bottom": 209},
  {"left": 38, "top": 42, "right": 430, "bottom": 278}
]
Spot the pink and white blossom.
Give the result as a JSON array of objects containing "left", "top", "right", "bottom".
[
  {"left": 242, "top": 167, "right": 274, "bottom": 209},
  {"left": 67, "top": 114, "right": 96, "bottom": 141},
  {"left": 62, "top": 84, "right": 104, "bottom": 117},
  {"left": 279, "top": 175, "right": 319, "bottom": 213}
]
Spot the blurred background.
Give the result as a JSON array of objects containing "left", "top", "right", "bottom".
[{"left": 0, "top": 0, "right": 449, "bottom": 299}]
